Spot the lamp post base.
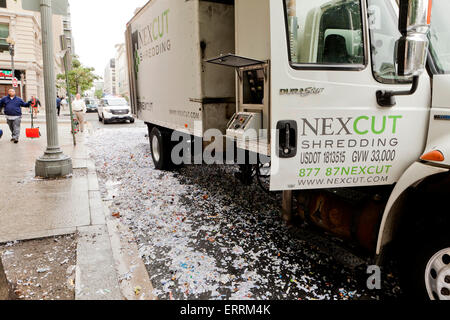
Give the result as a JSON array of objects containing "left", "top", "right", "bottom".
[{"left": 35, "top": 150, "right": 73, "bottom": 179}]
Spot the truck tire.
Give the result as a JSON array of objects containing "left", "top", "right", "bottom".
[
  {"left": 397, "top": 199, "right": 450, "bottom": 300},
  {"left": 149, "top": 127, "right": 174, "bottom": 171}
]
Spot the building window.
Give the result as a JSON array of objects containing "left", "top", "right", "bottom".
[
  {"left": 0, "top": 0, "right": 6, "bottom": 8},
  {"left": 0, "top": 23, "right": 9, "bottom": 52}
]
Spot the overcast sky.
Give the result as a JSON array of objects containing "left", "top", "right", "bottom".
[{"left": 70, "top": 0, "right": 148, "bottom": 79}]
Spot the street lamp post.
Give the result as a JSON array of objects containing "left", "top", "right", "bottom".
[
  {"left": 35, "top": 0, "right": 72, "bottom": 178},
  {"left": 6, "top": 37, "right": 15, "bottom": 86}
]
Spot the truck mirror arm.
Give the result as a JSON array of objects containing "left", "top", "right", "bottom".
[{"left": 376, "top": 76, "right": 420, "bottom": 107}]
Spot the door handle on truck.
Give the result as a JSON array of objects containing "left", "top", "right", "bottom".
[{"left": 277, "top": 120, "right": 298, "bottom": 159}]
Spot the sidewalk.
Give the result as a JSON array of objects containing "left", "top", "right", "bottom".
[
  {"left": 0, "top": 120, "right": 93, "bottom": 242},
  {"left": 0, "top": 118, "right": 123, "bottom": 300}
]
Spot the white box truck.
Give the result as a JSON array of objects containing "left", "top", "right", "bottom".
[{"left": 126, "top": 0, "right": 450, "bottom": 299}]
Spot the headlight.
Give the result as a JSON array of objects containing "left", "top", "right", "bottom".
[{"left": 104, "top": 108, "right": 112, "bottom": 113}]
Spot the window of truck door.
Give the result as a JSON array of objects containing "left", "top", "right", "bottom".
[
  {"left": 367, "top": 0, "right": 412, "bottom": 84},
  {"left": 284, "top": 0, "right": 366, "bottom": 70}
]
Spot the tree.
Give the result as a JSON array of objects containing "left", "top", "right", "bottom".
[
  {"left": 94, "top": 89, "right": 103, "bottom": 100},
  {"left": 57, "top": 56, "right": 99, "bottom": 96}
]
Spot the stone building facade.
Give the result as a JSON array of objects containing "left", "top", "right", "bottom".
[
  {"left": 103, "top": 58, "right": 116, "bottom": 96},
  {"left": 114, "top": 43, "right": 129, "bottom": 100},
  {"left": 0, "top": 0, "right": 70, "bottom": 107}
]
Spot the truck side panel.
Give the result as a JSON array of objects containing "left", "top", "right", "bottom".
[
  {"left": 127, "top": 0, "right": 236, "bottom": 137},
  {"left": 128, "top": 0, "right": 203, "bottom": 136}
]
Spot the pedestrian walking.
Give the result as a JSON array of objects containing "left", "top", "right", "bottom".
[
  {"left": 56, "top": 96, "right": 62, "bottom": 117},
  {"left": 0, "top": 89, "right": 30, "bottom": 144},
  {"left": 61, "top": 96, "right": 68, "bottom": 112},
  {"left": 72, "top": 93, "right": 86, "bottom": 133},
  {"left": 30, "top": 95, "right": 41, "bottom": 119}
]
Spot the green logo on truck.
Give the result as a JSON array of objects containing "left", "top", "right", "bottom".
[
  {"left": 132, "top": 8, "right": 171, "bottom": 76},
  {"left": 134, "top": 49, "right": 140, "bottom": 74}
]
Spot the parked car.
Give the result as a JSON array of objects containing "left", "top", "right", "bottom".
[
  {"left": 97, "top": 97, "right": 134, "bottom": 124},
  {"left": 85, "top": 98, "right": 98, "bottom": 113}
]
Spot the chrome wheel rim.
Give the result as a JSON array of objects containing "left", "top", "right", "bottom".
[
  {"left": 152, "top": 135, "right": 160, "bottom": 163},
  {"left": 425, "top": 248, "right": 450, "bottom": 300}
]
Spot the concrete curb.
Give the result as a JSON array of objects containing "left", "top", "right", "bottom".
[
  {"left": 74, "top": 123, "right": 123, "bottom": 300},
  {"left": 0, "top": 227, "right": 77, "bottom": 244},
  {"left": 74, "top": 170, "right": 123, "bottom": 300},
  {"left": 75, "top": 224, "right": 122, "bottom": 300},
  {"left": 104, "top": 204, "right": 156, "bottom": 300}
]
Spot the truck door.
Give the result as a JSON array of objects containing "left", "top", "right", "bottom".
[{"left": 269, "top": 0, "right": 431, "bottom": 191}]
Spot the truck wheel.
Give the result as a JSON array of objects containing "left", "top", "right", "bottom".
[
  {"left": 149, "top": 127, "right": 174, "bottom": 171},
  {"left": 398, "top": 201, "right": 450, "bottom": 300},
  {"left": 425, "top": 247, "right": 450, "bottom": 300},
  {"left": 102, "top": 115, "right": 109, "bottom": 125}
]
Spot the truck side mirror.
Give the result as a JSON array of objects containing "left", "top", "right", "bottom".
[
  {"left": 396, "top": 0, "right": 432, "bottom": 77},
  {"left": 377, "top": 0, "right": 432, "bottom": 107}
]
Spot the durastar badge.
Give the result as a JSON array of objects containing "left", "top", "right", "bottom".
[{"left": 280, "top": 87, "right": 324, "bottom": 97}]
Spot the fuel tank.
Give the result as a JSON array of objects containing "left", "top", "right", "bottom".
[{"left": 295, "top": 189, "right": 386, "bottom": 252}]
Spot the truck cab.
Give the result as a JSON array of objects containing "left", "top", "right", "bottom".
[{"left": 270, "top": 0, "right": 450, "bottom": 300}]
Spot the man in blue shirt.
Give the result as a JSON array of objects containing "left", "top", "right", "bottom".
[
  {"left": 0, "top": 89, "right": 30, "bottom": 143},
  {"left": 56, "top": 96, "right": 62, "bottom": 117}
]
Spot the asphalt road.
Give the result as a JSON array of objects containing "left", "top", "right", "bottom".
[{"left": 85, "top": 112, "right": 146, "bottom": 131}]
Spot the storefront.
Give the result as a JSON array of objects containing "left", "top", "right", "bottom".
[{"left": 0, "top": 69, "right": 24, "bottom": 98}]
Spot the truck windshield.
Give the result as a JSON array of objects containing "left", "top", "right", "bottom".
[{"left": 429, "top": 0, "right": 450, "bottom": 74}]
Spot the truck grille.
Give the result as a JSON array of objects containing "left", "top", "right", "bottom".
[{"left": 111, "top": 109, "right": 129, "bottom": 115}]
